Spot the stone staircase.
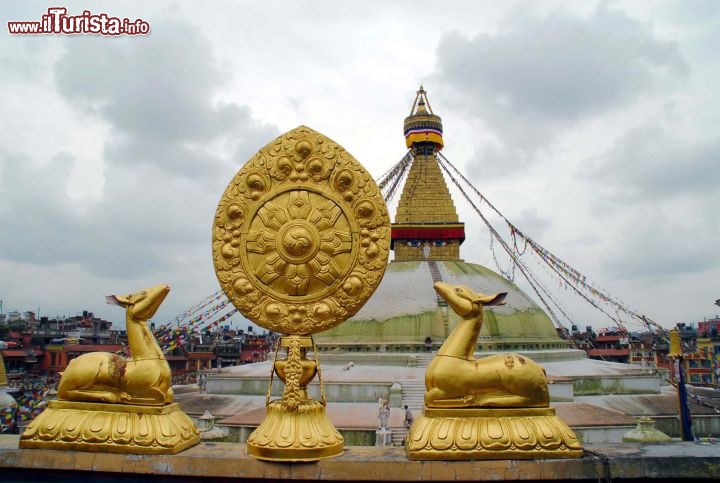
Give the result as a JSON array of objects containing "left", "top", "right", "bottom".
[
  {"left": 427, "top": 261, "right": 447, "bottom": 306},
  {"left": 390, "top": 378, "right": 427, "bottom": 445},
  {"left": 390, "top": 425, "right": 408, "bottom": 446},
  {"left": 400, "top": 378, "right": 426, "bottom": 410},
  {"left": 414, "top": 353, "right": 434, "bottom": 367}
]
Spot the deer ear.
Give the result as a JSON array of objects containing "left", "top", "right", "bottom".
[
  {"left": 487, "top": 293, "right": 507, "bottom": 306},
  {"left": 475, "top": 292, "right": 507, "bottom": 306},
  {"left": 106, "top": 295, "right": 131, "bottom": 308}
]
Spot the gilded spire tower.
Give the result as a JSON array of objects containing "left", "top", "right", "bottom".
[
  {"left": 391, "top": 86, "right": 465, "bottom": 261},
  {"left": 315, "top": 86, "right": 565, "bottom": 354}
]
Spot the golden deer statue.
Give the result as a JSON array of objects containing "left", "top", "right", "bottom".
[
  {"left": 57, "top": 283, "right": 173, "bottom": 406},
  {"left": 425, "top": 282, "right": 550, "bottom": 408}
]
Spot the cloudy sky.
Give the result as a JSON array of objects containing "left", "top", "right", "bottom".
[{"left": 1, "top": 1, "right": 718, "bottom": 333}]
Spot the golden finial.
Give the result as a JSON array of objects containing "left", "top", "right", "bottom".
[{"left": 404, "top": 86, "right": 443, "bottom": 149}]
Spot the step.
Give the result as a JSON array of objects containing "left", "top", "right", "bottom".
[
  {"left": 427, "top": 261, "right": 447, "bottom": 306},
  {"left": 390, "top": 427, "right": 408, "bottom": 445},
  {"left": 399, "top": 379, "right": 426, "bottom": 418}
]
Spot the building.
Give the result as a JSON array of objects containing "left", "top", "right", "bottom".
[{"left": 586, "top": 328, "right": 630, "bottom": 363}]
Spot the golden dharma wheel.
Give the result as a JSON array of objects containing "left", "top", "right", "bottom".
[{"left": 212, "top": 126, "right": 390, "bottom": 335}]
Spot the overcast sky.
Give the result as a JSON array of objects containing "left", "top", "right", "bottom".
[{"left": 1, "top": 1, "right": 718, "bottom": 333}]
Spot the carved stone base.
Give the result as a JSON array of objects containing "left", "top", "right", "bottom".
[
  {"left": 406, "top": 406, "right": 583, "bottom": 460},
  {"left": 247, "top": 399, "right": 343, "bottom": 462},
  {"left": 19, "top": 400, "right": 200, "bottom": 454}
]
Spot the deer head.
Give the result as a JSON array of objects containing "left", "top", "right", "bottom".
[
  {"left": 106, "top": 284, "right": 170, "bottom": 322},
  {"left": 433, "top": 282, "right": 506, "bottom": 318}
]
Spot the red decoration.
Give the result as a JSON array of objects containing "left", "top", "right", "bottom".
[{"left": 391, "top": 226, "right": 465, "bottom": 249}]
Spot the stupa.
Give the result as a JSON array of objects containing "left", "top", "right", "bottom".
[
  {"left": 315, "top": 86, "right": 567, "bottom": 355},
  {"left": 176, "top": 87, "right": 665, "bottom": 447}
]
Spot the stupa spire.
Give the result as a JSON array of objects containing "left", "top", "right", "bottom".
[
  {"left": 404, "top": 85, "right": 444, "bottom": 152},
  {"left": 392, "top": 86, "right": 465, "bottom": 262}
]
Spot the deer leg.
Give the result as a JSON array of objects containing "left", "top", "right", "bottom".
[
  {"left": 476, "top": 394, "right": 547, "bottom": 408},
  {"left": 58, "top": 356, "right": 116, "bottom": 402},
  {"left": 58, "top": 388, "right": 122, "bottom": 404},
  {"left": 120, "top": 387, "right": 169, "bottom": 406},
  {"left": 425, "top": 388, "right": 475, "bottom": 407}
]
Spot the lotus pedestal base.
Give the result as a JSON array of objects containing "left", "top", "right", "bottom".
[
  {"left": 247, "top": 399, "right": 343, "bottom": 462},
  {"left": 406, "top": 406, "right": 583, "bottom": 460},
  {"left": 19, "top": 400, "right": 200, "bottom": 454}
]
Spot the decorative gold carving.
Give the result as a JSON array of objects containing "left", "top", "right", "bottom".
[
  {"left": 408, "top": 282, "right": 582, "bottom": 460},
  {"left": 406, "top": 407, "right": 583, "bottom": 460},
  {"left": 247, "top": 399, "right": 344, "bottom": 462},
  {"left": 213, "top": 125, "right": 390, "bottom": 335},
  {"left": 19, "top": 400, "right": 200, "bottom": 454},
  {"left": 247, "top": 190, "right": 352, "bottom": 298},
  {"left": 247, "top": 334, "right": 343, "bottom": 461},
  {"left": 56, "top": 284, "right": 174, "bottom": 406},
  {"left": 19, "top": 284, "right": 200, "bottom": 454},
  {"left": 425, "top": 282, "right": 549, "bottom": 408},
  {"left": 214, "top": 126, "right": 389, "bottom": 461}
]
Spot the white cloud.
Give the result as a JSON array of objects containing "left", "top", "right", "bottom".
[
  {"left": 54, "top": 17, "right": 278, "bottom": 179},
  {"left": 588, "top": 124, "right": 720, "bottom": 203},
  {"left": 434, "top": 2, "right": 688, "bottom": 180}
]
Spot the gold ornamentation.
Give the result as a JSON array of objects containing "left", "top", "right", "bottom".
[
  {"left": 247, "top": 399, "right": 344, "bottom": 462},
  {"left": 19, "top": 400, "right": 200, "bottom": 454},
  {"left": 214, "top": 126, "right": 388, "bottom": 461},
  {"left": 408, "top": 282, "right": 582, "bottom": 460},
  {"left": 20, "top": 284, "right": 200, "bottom": 454},
  {"left": 213, "top": 125, "right": 390, "bottom": 335},
  {"left": 57, "top": 284, "right": 174, "bottom": 406},
  {"left": 280, "top": 335, "right": 306, "bottom": 410},
  {"left": 425, "top": 282, "right": 549, "bottom": 408},
  {"left": 247, "top": 190, "right": 352, "bottom": 298},
  {"left": 406, "top": 408, "right": 583, "bottom": 460},
  {"left": 247, "top": 335, "right": 343, "bottom": 461}
]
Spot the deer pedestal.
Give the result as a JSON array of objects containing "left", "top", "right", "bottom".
[
  {"left": 406, "top": 282, "right": 583, "bottom": 460},
  {"left": 19, "top": 400, "right": 200, "bottom": 454},
  {"left": 406, "top": 406, "right": 583, "bottom": 460},
  {"left": 19, "top": 284, "right": 200, "bottom": 454}
]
